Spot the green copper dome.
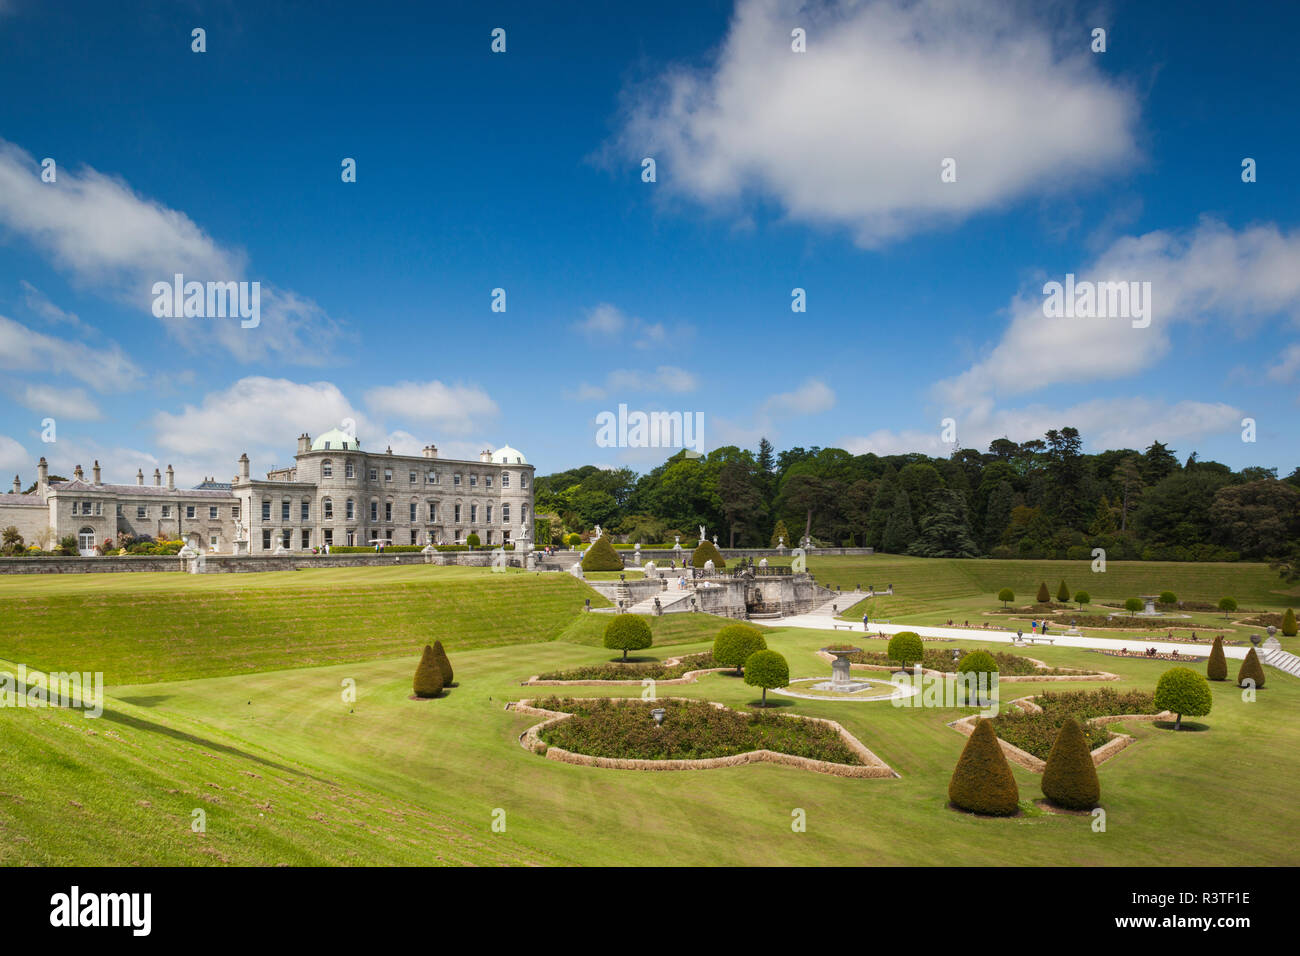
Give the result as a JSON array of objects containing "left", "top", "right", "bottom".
[{"left": 311, "top": 428, "right": 360, "bottom": 452}]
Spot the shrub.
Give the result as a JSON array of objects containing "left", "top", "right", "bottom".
[
  {"left": 957, "top": 650, "right": 999, "bottom": 679},
  {"left": 948, "top": 719, "right": 1019, "bottom": 816},
  {"left": 1237, "top": 648, "right": 1265, "bottom": 690},
  {"left": 997, "top": 587, "right": 1014, "bottom": 608},
  {"left": 1159, "top": 590, "right": 1177, "bottom": 606},
  {"left": 581, "top": 535, "right": 623, "bottom": 572},
  {"left": 413, "top": 645, "right": 444, "bottom": 698},
  {"left": 1074, "top": 590, "right": 1090, "bottom": 605},
  {"left": 1056, "top": 579, "right": 1070, "bottom": 603},
  {"left": 692, "top": 538, "right": 726, "bottom": 570},
  {"left": 603, "top": 615, "right": 653, "bottom": 661},
  {"left": 992, "top": 688, "right": 1156, "bottom": 759},
  {"left": 1154, "top": 667, "right": 1212, "bottom": 730},
  {"left": 770, "top": 520, "right": 791, "bottom": 549},
  {"left": 1206, "top": 636, "right": 1227, "bottom": 681},
  {"left": 1036, "top": 581, "right": 1050, "bottom": 603},
  {"left": 466, "top": 533, "right": 481, "bottom": 548},
  {"left": 1041, "top": 718, "right": 1101, "bottom": 811},
  {"left": 1124, "top": 597, "right": 1143, "bottom": 615},
  {"left": 0, "top": 526, "right": 24, "bottom": 556},
  {"left": 58, "top": 535, "right": 79, "bottom": 556},
  {"left": 432, "top": 639, "right": 454, "bottom": 686},
  {"left": 1217, "top": 597, "right": 1238, "bottom": 616},
  {"left": 713, "top": 623, "right": 766, "bottom": 674},
  {"left": 744, "top": 650, "right": 790, "bottom": 706},
  {"left": 1283, "top": 608, "right": 1298, "bottom": 637},
  {"left": 886, "top": 631, "right": 924, "bottom": 669}
]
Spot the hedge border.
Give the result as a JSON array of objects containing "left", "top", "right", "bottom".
[
  {"left": 521, "top": 656, "right": 732, "bottom": 687},
  {"left": 815, "top": 650, "right": 1119, "bottom": 682}
]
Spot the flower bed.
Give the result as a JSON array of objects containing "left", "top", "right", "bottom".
[
  {"left": 844, "top": 648, "right": 1079, "bottom": 677},
  {"left": 990, "top": 688, "right": 1160, "bottom": 761},
  {"left": 533, "top": 653, "right": 719, "bottom": 683},
  {"left": 530, "top": 696, "right": 863, "bottom": 764}
]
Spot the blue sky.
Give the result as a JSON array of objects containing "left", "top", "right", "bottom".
[{"left": 1, "top": 0, "right": 1298, "bottom": 485}]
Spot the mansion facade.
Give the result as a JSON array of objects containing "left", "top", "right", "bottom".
[{"left": 0, "top": 429, "right": 535, "bottom": 555}]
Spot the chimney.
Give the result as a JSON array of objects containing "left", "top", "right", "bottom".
[
  {"left": 37, "top": 458, "right": 48, "bottom": 496},
  {"left": 92, "top": 460, "right": 102, "bottom": 485},
  {"left": 74, "top": 464, "right": 84, "bottom": 481},
  {"left": 479, "top": 449, "right": 492, "bottom": 462},
  {"left": 297, "top": 433, "right": 310, "bottom": 454},
  {"left": 136, "top": 468, "right": 144, "bottom": 486},
  {"left": 153, "top": 468, "right": 162, "bottom": 487},
  {"left": 12, "top": 475, "right": 19, "bottom": 495},
  {"left": 423, "top": 444, "right": 438, "bottom": 459},
  {"left": 166, "top": 465, "right": 175, "bottom": 490},
  {"left": 238, "top": 453, "right": 250, "bottom": 480}
]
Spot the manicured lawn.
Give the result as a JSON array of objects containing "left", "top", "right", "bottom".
[{"left": 3, "top": 559, "right": 1298, "bottom": 866}]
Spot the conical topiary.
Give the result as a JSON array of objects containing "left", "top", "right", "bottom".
[
  {"left": 1207, "top": 635, "right": 1227, "bottom": 681},
  {"left": 1283, "top": 608, "right": 1298, "bottom": 637},
  {"left": 413, "top": 644, "right": 445, "bottom": 698},
  {"left": 770, "top": 519, "right": 791, "bottom": 548},
  {"left": 1237, "top": 647, "right": 1265, "bottom": 689},
  {"left": 581, "top": 534, "right": 623, "bottom": 572},
  {"left": 1056, "top": 579, "right": 1070, "bottom": 603},
  {"left": 432, "top": 639, "right": 454, "bottom": 686},
  {"left": 1036, "top": 581, "right": 1050, "bottom": 604},
  {"left": 692, "top": 538, "right": 726, "bottom": 569},
  {"left": 948, "top": 718, "right": 1019, "bottom": 816},
  {"left": 1041, "top": 717, "right": 1100, "bottom": 810}
]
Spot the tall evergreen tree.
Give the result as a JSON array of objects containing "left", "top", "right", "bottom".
[
  {"left": 982, "top": 480, "right": 1014, "bottom": 553},
  {"left": 907, "top": 489, "right": 978, "bottom": 557},
  {"left": 881, "top": 488, "right": 916, "bottom": 553}
]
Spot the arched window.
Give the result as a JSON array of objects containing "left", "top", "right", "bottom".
[
  {"left": 322, "top": 459, "right": 333, "bottom": 478},
  {"left": 77, "top": 527, "right": 96, "bottom": 552},
  {"left": 323, "top": 497, "right": 333, "bottom": 519}
]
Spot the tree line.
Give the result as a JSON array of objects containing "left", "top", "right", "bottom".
[{"left": 534, "top": 429, "right": 1300, "bottom": 564}]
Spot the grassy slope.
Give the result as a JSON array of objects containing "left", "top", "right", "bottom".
[{"left": 0, "top": 565, "right": 609, "bottom": 684}]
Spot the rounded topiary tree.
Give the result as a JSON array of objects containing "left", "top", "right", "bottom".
[
  {"left": 413, "top": 644, "right": 445, "bottom": 698},
  {"left": 1124, "top": 597, "right": 1143, "bottom": 616},
  {"left": 581, "top": 535, "right": 623, "bottom": 572},
  {"left": 1074, "top": 590, "right": 1090, "bottom": 606},
  {"left": 1159, "top": 590, "right": 1177, "bottom": 606},
  {"left": 948, "top": 718, "right": 1019, "bottom": 816},
  {"left": 887, "top": 631, "right": 924, "bottom": 670},
  {"left": 744, "top": 650, "right": 789, "bottom": 706},
  {"left": 432, "top": 639, "right": 454, "bottom": 686},
  {"left": 1283, "top": 607, "right": 1298, "bottom": 637},
  {"left": 1056, "top": 579, "right": 1070, "bottom": 603},
  {"left": 692, "top": 538, "right": 726, "bottom": 570},
  {"left": 1218, "top": 597, "right": 1237, "bottom": 619},
  {"left": 565, "top": 532, "right": 582, "bottom": 549},
  {"left": 997, "top": 588, "right": 1014, "bottom": 608},
  {"left": 1041, "top": 717, "right": 1100, "bottom": 811},
  {"left": 1237, "top": 647, "right": 1265, "bottom": 690},
  {"left": 1036, "top": 581, "right": 1051, "bottom": 604},
  {"left": 1206, "top": 635, "right": 1227, "bottom": 682},
  {"left": 713, "top": 623, "right": 767, "bottom": 675},
  {"left": 957, "top": 650, "right": 999, "bottom": 705},
  {"left": 603, "top": 615, "right": 652, "bottom": 661},
  {"left": 466, "top": 532, "right": 481, "bottom": 549},
  {"left": 1154, "top": 666, "right": 1212, "bottom": 730}
]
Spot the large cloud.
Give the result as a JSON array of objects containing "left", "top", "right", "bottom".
[
  {"left": 363, "top": 381, "right": 500, "bottom": 434},
  {"left": 613, "top": 0, "right": 1138, "bottom": 245},
  {"left": 0, "top": 313, "right": 142, "bottom": 389}
]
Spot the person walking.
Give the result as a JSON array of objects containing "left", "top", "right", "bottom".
[{"left": 863, "top": 612, "right": 870, "bottom": 631}]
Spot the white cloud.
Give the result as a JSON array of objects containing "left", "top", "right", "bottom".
[
  {"left": 935, "top": 219, "right": 1300, "bottom": 408},
  {"left": 19, "top": 280, "right": 87, "bottom": 330},
  {"left": 0, "top": 435, "right": 27, "bottom": 474},
  {"left": 574, "top": 302, "right": 629, "bottom": 337},
  {"left": 573, "top": 303, "right": 681, "bottom": 350},
  {"left": 15, "top": 384, "right": 102, "bottom": 421},
  {"left": 363, "top": 380, "right": 499, "bottom": 434},
  {"left": 572, "top": 365, "right": 700, "bottom": 400},
  {"left": 0, "top": 139, "right": 342, "bottom": 363},
  {"left": 1267, "top": 343, "right": 1300, "bottom": 383},
  {"left": 0, "top": 313, "right": 142, "bottom": 389},
  {"left": 761, "top": 378, "right": 835, "bottom": 416},
  {"left": 612, "top": 0, "right": 1138, "bottom": 246}
]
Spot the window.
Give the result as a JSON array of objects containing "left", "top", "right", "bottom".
[
  {"left": 370, "top": 501, "right": 378, "bottom": 522},
  {"left": 282, "top": 529, "right": 292, "bottom": 549},
  {"left": 428, "top": 502, "right": 437, "bottom": 522},
  {"left": 409, "top": 502, "right": 417, "bottom": 522},
  {"left": 322, "top": 459, "right": 333, "bottom": 478},
  {"left": 470, "top": 474, "right": 477, "bottom": 487},
  {"left": 428, "top": 469, "right": 438, "bottom": 484},
  {"left": 346, "top": 498, "right": 355, "bottom": 520},
  {"left": 502, "top": 504, "right": 510, "bottom": 524},
  {"left": 281, "top": 499, "right": 291, "bottom": 521},
  {"left": 409, "top": 470, "right": 416, "bottom": 483},
  {"left": 262, "top": 529, "right": 272, "bottom": 550},
  {"left": 454, "top": 504, "right": 461, "bottom": 523},
  {"left": 262, "top": 500, "right": 271, "bottom": 521},
  {"left": 485, "top": 475, "right": 492, "bottom": 489},
  {"left": 369, "top": 468, "right": 378, "bottom": 481},
  {"left": 324, "top": 529, "right": 333, "bottom": 546},
  {"left": 384, "top": 468, "right": 392, "bottom": 483},
  {"left": 116, "top": 504, "right": 123, "bottom": 517},
  {"left": 453, "top": 473, "right": 461, "bottom": 486},
  {"left": 301, "top": 529, "right": 310, "bottom": 548},
  {"left": 186, "top": 505, "right": 196, "bottom": 519},
  {"left": 301, "top": 500, "right": 310, "bottom": 521},
  {"left": 209, "top": 506, "right": 218, "bottom": 520},
  {"left": 502, "top": 473, "right": 510, "bottom": 488},
  {"left": 345, "top": 461, "right": 355, "bottom": 479},
  {"left": 470, "top": 504, "right": 477, "bottom": 523},
  {"left": 323, "top": 497, "right": 333, "bottom": 519},
  {"left": 78, "top": 527, "right": 95, "bottom": 551},
  {"left": 80, "top": 500, "right": 91, "bottom": 514},
  {"left": 162, "top": 505, "right": 172, "bottom": 518},
  {"left": 410, "top": 530, "right": 418, "bottom": 545},
  {"left": 522, "top": 504, "right": 529, "bottom": 523},
  {"left": 486, "top": 504, "right": 493, "bottom": 524},
  {"left": 346, "top": 531, "right": 356, "bottom": 546},
  {"left": 384, "top": 501, "right": 393, "bottom": 522},
  {"left": 232, "top": 504, "right": 240, "bottom": 520},
  {"left": 209, "top": 535, "right": 217, "bottom": 548},
  {"left": 137, "top": 505, "right": 147, "bottom": 519},
  {"left": 521, "top": 474, "right": 529, "bottom": 490}
]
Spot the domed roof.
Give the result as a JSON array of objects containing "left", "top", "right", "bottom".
[
  {"left": 311, "top": 428, "right": 361, "bottom": 452},
  {"left": 490, "top": 445, "right": 527, "bottom": 465}
]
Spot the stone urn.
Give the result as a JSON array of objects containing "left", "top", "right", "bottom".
[{"left": 821, "top": 646, "right": 862, "bottom": 689}]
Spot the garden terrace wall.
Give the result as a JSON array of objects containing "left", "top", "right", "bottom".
[{"left": 0, "top": 550, "right": 527, "bottom": 575}]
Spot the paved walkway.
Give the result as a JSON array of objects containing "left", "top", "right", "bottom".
[{"left": 756, "top": 613, "right": 1258, "bottom": 661}]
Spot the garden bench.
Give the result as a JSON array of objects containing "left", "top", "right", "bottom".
[
  {"left": 1024, "top": 636, "right": 1055, "bottom": 645},
  {"left": 832, "top": 622, "right": 856, "bottom": 630}
]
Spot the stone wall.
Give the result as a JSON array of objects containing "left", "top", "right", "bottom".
[{"left": 0, "top": 549, "right": 531, "bottom": 575}]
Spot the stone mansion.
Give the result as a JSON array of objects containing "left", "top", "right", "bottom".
[{"left": 0, "top": 429, "right": 535, "bottom": 555}]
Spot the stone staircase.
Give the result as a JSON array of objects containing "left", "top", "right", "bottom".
[
  {"left": 810, "top": 590, "right": 868, "bottom": 617},
  {"left": 1262, "top": 646, "right": 1300, "bottom": 679},
  {"left": 626, "top": 589, "right": 695, "bottom": 615}
]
